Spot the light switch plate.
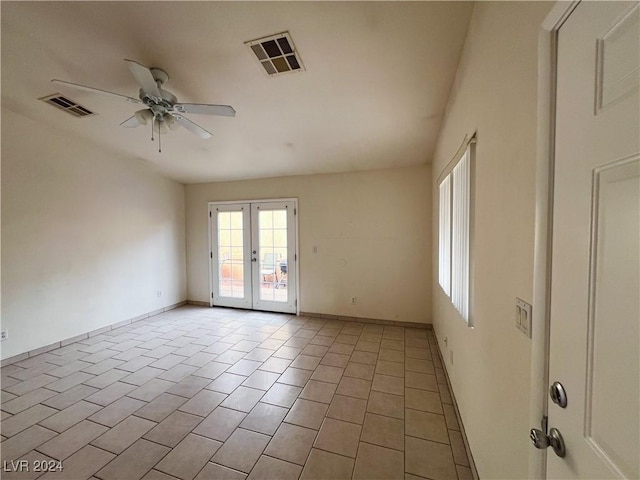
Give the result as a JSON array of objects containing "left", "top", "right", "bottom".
[{"left": 516, "top": 298, "right": 532, "bottom": 338}]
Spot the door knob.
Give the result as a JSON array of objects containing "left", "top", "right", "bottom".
[{"left": 530, "top": 427, "right": 566, "bottom": 458}]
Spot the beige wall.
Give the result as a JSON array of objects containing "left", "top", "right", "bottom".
[
  {"left": 186, "top": 165, "right": 432, "bottom": 323},
  {"left": 1, "top": 110, "right": 187, "bottom": 360},
  {"left": 430, "top": 2, "right": 552, "bottom": 478}
]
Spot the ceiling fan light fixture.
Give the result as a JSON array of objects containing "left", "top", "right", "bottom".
[{"left": 246, "top": 31, "right": 305, "bottom": 77}]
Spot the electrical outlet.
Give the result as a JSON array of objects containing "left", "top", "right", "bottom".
[
  {"left": 351, "top": 296, "right": 357, "bottom": 304},
  {"left": 1, "top": 329, "right": 8, "bottom": 342},
  {"left": 516, "top": 298, "right": 532, "bottom": 338},
  {"left": 157, "top": 290, "right": 162, "bottom": 298}
]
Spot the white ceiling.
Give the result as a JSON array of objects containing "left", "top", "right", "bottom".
[{"left": 1, "top": 1, "right": 473, "bottom": 184}]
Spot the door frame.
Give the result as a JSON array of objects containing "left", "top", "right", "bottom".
[
  {"left": 529, "top": 2, "right": 580, "bottom": 478},
  {"left": 208, "top": 198, "right": 300, "bottom": 315}
]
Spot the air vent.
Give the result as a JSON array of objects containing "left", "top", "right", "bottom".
[
  {"left": 40, "top": 94, "right": 94, "bottom": 117},
  {"left": 246, "top": 32, "right": 305, "bottom": 77}
]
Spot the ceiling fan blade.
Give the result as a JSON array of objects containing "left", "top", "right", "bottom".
[
  {"left": 124, "top": 59, "right": 161, "bottom": 98},
  {"left": 170, "top": 114, "right": 213, "bottom": 139},
  {"left": 173, "top": 103, "right": 236, "bottom": 117},
  {"left": 120, "top": 115, "right": 141, "bottom": 128},
  {"left": 52, "top": 79, "right": 142, "bottom": 104}
]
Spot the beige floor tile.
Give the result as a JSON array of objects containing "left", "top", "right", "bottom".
[
  {"left": 326, "top": 394, "right": 367, "bottom": 424},
  {"left": 406, "top": 338, "right": 429, "bottom": 349},
  {"left": 39, "top": 400, "right": 102, "bottom": 433},
  {"left": 180, "top": 389, "right": 227, "bottom": 417},
  {"left": 336, "top": 376, "right": 371, "bottom": 399},
  {"left": 405, "top": 388, "right": 443, "bottom": 414},
  {"left": 321, "top": 353, "right": 350, "bottom": 368},
  {"left": 206, "top": 373, "right": 247, "bottom": 394},
  {"left": 96, "top": 438, "right": 170, "bottom": 480},
  {"left": 91, "top": 415, "right": 157, "bottom": 454},
  {"left": 239, "top": 402, "right": 289, "bottom": 435},
  {"left": 435, "top": 367, "right": 448, "bottom": 385},
  {"left": 38, "top": 420, "right": 108, "bottom": 460},
  {"left": 2, "top": 388, "right": 58, "bottom": 414},
  {"left": 84, "top": 381, "right": 137, "bottom": 406},
  {"left": 405, "top": 372, "right": 438, "bottom": 392},
  {"left": 449, "top": 429, "right": 470, "bottom": 466},
  {"left": 277, "top": 367, "right": 312, "bottom": 387},
  {"left": 0, "top": 425, "right": 57, "bottom": 463},
  {"left": 353, "top": 442, "right": 404, "bottom": 480},
  {"left": 265, "top": 423, "right": 317, "bottom": 465},
  {"left": 3, "top": 450, "right": 56, "bottom": 480},
  {"left": 261, "top": 383, "right": 302, "bottom": 408},
  {"left": 241, "top": 370, "right": 280, "bottom": 390},
  {"left": 220, "top": 386, "right": 263, "bottom": 413},
  {"left": 182, "top": 352, "right": 217, "bottom": 368},
  {"left": 193, "top": 407, "right": 246, "bottom": 442},
  {"left": 129, "top": 378, "right": 176, "bottom": 402},
  {"left": 300, "top": 448, "right": 354, "bottom": 480},
  {"left": 405, "top": 409, "right": 449, "bottom": 444},
  {"left": 380, "top": 339, "right": 405, "bottom": 351},
  {"left": 350, "top": 351, "right": 378, "bottom": 365},
  {"left": 247, "top": 456, "right": 302, "bottom": 480},
  {"left": 372, "top": 373, "right": 404, "bottom": 396},
  {"left": 141, "top": 469, "right": 182, "bottom": 480},
  {"left": 258, "top": 357, "right": 292, "bottom": 374},
  {"left": 38, "top": 445, "right": 114, "bottom": 480},
  {"left": 155, "top": 433, "right": 222, "bottom": 480},
  {"left": 117, "top": 356, "right": 156, "bottom": 373},
  {"left": 328, "top": 343, "right": 355, "bottom": 355},
  {"left": 157, "top": 364, "right": 199, "bottom": 383},
  {"left": 83, "top": 368, "right": 129, "bottom": 389},
  {"left": 194, "top": 463, "right": 246, "bottom": 480},
  {"left": 284, "top": 398, "right": 328, "bottom": 430},
  {"left": 314, "top": 417, "right": 361, "bottom": 458},
  {"left": 361, "top": 413, "right": 404, "bottom": 451},
  {"left": 310, "top": 365, "right": 343, "bottom": 384},
  {"left": 121, "top": 366, "right": 165, "bottom": 386},
  {"left": 1, "top": 404, "right": 57, "bottom": 437},
  {"left": 335, "top": 334, "right": 359, "bottom": 345},
  {"left": 193, "top": 362, "right": 230, "bottom": 379},
  {"left": 405, "top": 358, "right": 435, "bottom": 374},
  {"left": 378, "top": 348, "right": 405, "bottom": 363},
  {"left": 227, "top": 359, "right": 262, "bottom": 376},
  {"left": 456, "top": 465, "right": 473, "bottom": 480},
  {"left": 376, "top": 360, "right": 405, "bottom": 378},
  {"left": 144, "top": 411, "right": 203, "bottom": 447},
  {"left": 405, "top": 347, "right": 429, "bottom": 360},
  {"left": 243, "top": 348, "right": 274, "bottom": 362},
  {"left": 442, "top": 403, "right": 460, "bottom": 430},
  {"left": 367, "top": 391, "right": 404, "bottom": 419},
  {"left": 405, "top": 436, "right": 456, "bottom": 480},
  {"left": 132, "top": 393, "right": 185, "bottom": 423},
  {"left": 46, "top": 371, "right": 95, "bottom": 392},
  {"left": 42, "top": 385, "right": 98, "bottom": 410},
  {"left": 5, "top": 374, "right": 58, "bottom": 396},
  {"left": 343, "top": 362, "right": 375, "bottom": 381},
  {"left": 299, "top": 380, "right": 337, "bottom": 404},
  {"left": 211, "top": 428, "right": 270, "bottom": 473},
  {"left": 355, "top": 341, "right": 380, "bottom": 353},
  {"left": 273, "top": 346, "right": 303, "bottom": 360},
  {"left": 289, "top": 355, "right": 321, "bottom": 371},
  {"left": 439, "top": 383, "right": 453, "bottom": 405},
  {"left": 300, "top": 345, "right": 329, "bottom": 357}
]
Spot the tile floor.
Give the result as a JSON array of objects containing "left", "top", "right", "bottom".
[{"left": 1, "top": 306, "right": 473, "bottom": 480}]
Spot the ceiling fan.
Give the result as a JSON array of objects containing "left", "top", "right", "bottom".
[{"left": 52, "top": 59, "right": 235, "bottom": 151}]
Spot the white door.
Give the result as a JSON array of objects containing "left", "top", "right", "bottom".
[
  {"left": 211, "top": 200, "right": 297, "bottom": 314},
  {"left": 548, "top": 2, "right": 639, "bottom": 479}
]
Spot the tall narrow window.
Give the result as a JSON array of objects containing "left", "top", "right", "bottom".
[
  {"left": 438, "top": 140, "right": 473, "bottom": 325},
  {"left": 438, "top": 175, "right": 451, "bottom": 295}
]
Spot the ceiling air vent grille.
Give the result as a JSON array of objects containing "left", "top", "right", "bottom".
[
  {"left": 40, "top": 94, "right": 94, "bottom": 117},
  {"left": 246, "top": 32, "right": 305, "bottom": 77}
]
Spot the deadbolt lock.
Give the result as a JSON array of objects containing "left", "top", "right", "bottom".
[{"left": 550, "top": 381, "right": 568, "bottom": 408}]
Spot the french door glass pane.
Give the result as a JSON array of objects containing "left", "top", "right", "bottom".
[
  {"left": 218, "top": 211, "right": 245, "bottom": 298},
  {"left": 259, "top": 209, "right": 288, "bottom": 302}
]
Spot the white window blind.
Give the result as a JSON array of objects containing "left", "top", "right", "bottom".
[
  {"left": 451, "top": 149, "right": 470, "bottom": 322},
  {"left": 438, "top": 175, "right": 451, "bottom": 295}
]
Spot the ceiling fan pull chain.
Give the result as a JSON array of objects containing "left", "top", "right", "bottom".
[
  {"left": 158, "top": 121, "right": 162, "bottom": 153},
  {"left": 151, "top": 116, "right": 155, "bottom": 142}
]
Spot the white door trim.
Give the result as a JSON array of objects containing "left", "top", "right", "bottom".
[
  {"left": 529, "top": 2, "right": 580, "bottom": 478},
  {"left": 207, "top": 198, "right": 300, "bottom": 315}
]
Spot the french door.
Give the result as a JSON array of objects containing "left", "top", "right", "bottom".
[{"left": 209, "top": 200, "right": 297, "bottom": 314}]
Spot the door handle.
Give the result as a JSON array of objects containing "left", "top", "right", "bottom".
[
  {"left": 530, "top": 427, "right": 566, "bottom": 458},
  {"left": 251, "top": 258, "right": 257, "bottom": 262}
]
